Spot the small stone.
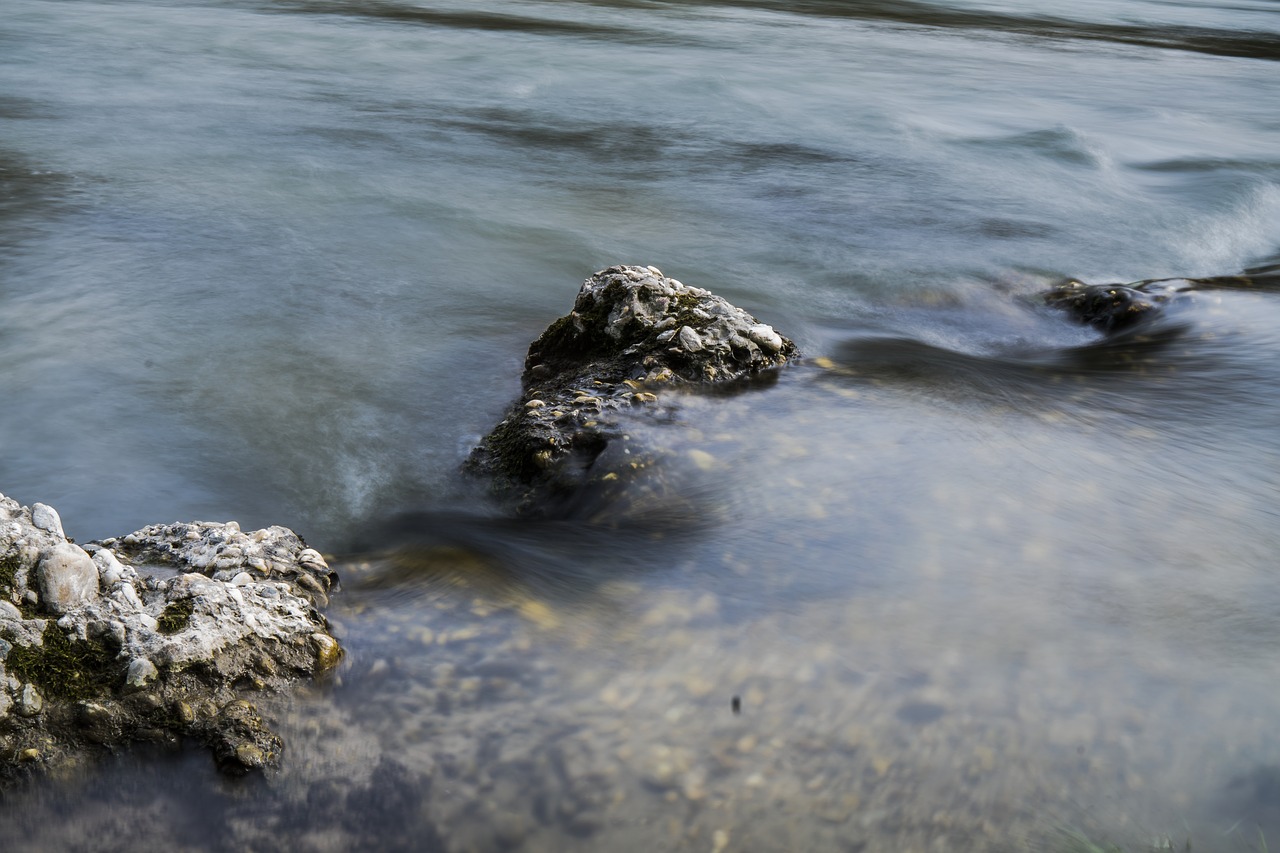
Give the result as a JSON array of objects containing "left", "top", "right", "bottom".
[
  {"left": 0, "top": 600, "right": 21, "bottom": 621},
  {"left": 125, "top": 658, "right": 159, "bottom": 688},
  {"left": 114, "top": 582, "right": 141, "bottom": 608},
  {"left": 19, "top": 748, "right": 40, "bottom": 762},
  {"left": 31, "top": 503, "right": 65, "bottom": 539},
  {"left": 682, "top": 768, "right": 708, "bottom": 801},
  {"left": 311, "top": 633, "right": 342, "bottom": 669},
  {"left": 687, "top": 449, "right": 717, "bottom": 471},
  {"left": 747, "top": 323, "right": 783, "bottom": 353},
  {"left": 174, "top": 701, "right": 195, "bottom": 725},
  {"left": 525, "top": 399, "right": 547, "bottom": 409},
  {"left": 36, "top": 542, "right": 99, "bottom": 613},
  {"left": 91, "top": 548, "right": 125, "bottom": 579},
  {"left": 297, "top": 548, "right": 327, "bottom": 569},
  {"left": 18, "top": 683, "right": 43, "bottom": 717},
  {"left": 676, "top": 325, "right": 704, "bottom": 352},
  {"left": 297, "top": 573, "right": 326, "bottom": 596},
  {"left": 230, "top": 571, "right": 253, "bottom": 586},
  {"left": 105, "top": 617, "right": 125, "bottom": 645},
  {"left": 235, "top": 744, "right": 266, "bottom": 768}
]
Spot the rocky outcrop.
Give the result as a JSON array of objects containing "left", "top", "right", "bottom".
[
  {"left": 1044, "top": 264, "right": 1280, "bottom": 332},
  {"left": 468, "top": 265, "right": 798, "bottom": 513},
  {"left": 0, "top": 493, "right": 340, "bottom": 779}
]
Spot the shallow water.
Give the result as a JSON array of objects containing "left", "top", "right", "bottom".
[{"left": 2, "top": 0, "right": 1280, "bottom": 849}]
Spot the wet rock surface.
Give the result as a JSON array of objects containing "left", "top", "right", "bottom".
[
  {"left": 0, "top": 492, "right": 341, "bottom": 780},
  {"left": 1043, "top": 263, "right": 1280, "bottom": 332},
  {"left": 468, "top": 265, "right": 798, "bottom": 514}
]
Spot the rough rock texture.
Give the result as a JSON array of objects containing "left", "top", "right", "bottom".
[
  {"left": 0, "top": 493, "right": 341, "bottom": 780},
  {"left": 1044, "top": 264, "right": 1280, "bottom": 332},
  {"left": 468, "top": 265, "right": 798, "bottom": 513}
]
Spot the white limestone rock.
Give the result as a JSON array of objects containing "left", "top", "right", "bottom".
[
  {"left": 30, "top": 503, "right": 65, "bottom": 539},
  {"left": 36, "top": 542, "right": 99, "bottom": 614},
  {"left": 0, "top": 491, "right": 342, "bottom": 778}
]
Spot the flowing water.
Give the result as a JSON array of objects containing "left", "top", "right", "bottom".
[{"left": 3, "top": 0, "right": 1280, "bottom": 850}]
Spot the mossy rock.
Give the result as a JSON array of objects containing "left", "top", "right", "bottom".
[
  {"left": 5, "top": 622, "right": 121, "bottom": 702},
  {"left": 157, "top": 598, "right": 195, "bottom": 635}
]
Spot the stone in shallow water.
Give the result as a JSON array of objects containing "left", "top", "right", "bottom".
[{"left": 468, "top": 265, "right": 798, "bottom": 511}]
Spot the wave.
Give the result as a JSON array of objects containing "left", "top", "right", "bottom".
[{"left": 675, "top": 0, "right": 1280, "bottom": 61}]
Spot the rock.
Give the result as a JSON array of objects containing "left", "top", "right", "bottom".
[
  {"left": 207, "top": 699, "right": 282, "bottom": 775},
  {"left": 1043, "top": 264, "right": 1280, "bottom": 332},
  {"left": 125, "top": 657, "right": 158, "bottom": 688},
  {"left": 30, "top": 504, "right": 64, "bottom": 539},
  {"left": 17, "top": 683, "right": 42, "bottom": 717},
  {"left": 0, "top": 491, "right": 341, "bottom": 782},
  {"left": 468, "top": 265, "right": 798, "bottom": 511},
  {"left": 311, "top": 633, "right": 342, "bottom": 670},
  {"left": 102, "top": 520, "right": 338, "bottom": 592},
  {"left": 36, "top": 542, "right": 98, "bottom": 613}
]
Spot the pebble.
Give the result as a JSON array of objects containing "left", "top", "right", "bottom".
[
  {"left": 126, "top": 658, "right": 159, "bottom": 688},
  {"left": 31, "top": 503, "right": 65, "bottom": 539},
  {"left": 18, "top": 683, "right": 44, "bottom": 717},
  {"left": 677, "top": 325, "right": 705, "bottom": 352},
  {"left": 747, "top": 323, "right": 784, "bottom": 352},
  {"left": 312, "top": 633, "right": 342, "bottom": 669},
  {"left": 36, "top": 542, "right": 99, "bottom": 613}
]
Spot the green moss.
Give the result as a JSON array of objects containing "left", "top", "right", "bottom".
[
  {"left": 0, "top": 547, "right": 21, "bottom": 595},
  {"left": 157, "top": 599, "right": 194, "bottom": 635},
  {"left": 6, "top": 622, "right": 120, "bottom": 701}
]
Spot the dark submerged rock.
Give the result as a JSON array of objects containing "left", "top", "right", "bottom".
[
  {"left": 468, "top": 265, "right": 798, "bottom": 513},
  {"left": 1044, "top": 263, "right": 1280, "bottom": 332}
]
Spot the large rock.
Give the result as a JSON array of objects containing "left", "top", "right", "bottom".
[
  {"left": 468, "top": 265, "right": 798, "bottom": 513},
  {"left": 0, "top": 493, "right": 341, "bottom": 780}
]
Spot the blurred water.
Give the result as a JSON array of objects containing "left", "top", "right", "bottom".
[{"left": 2, "top": 0, "right": 1280, "bottom": 849}]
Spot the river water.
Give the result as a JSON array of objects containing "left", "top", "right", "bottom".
[{"left": 3, "top": 0, "right": 1280, "bottom": 850}]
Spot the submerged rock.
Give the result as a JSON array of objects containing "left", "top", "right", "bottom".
[
  {"left": 1044, "top": 264, "right": 1280, "bottom": 332},
  {"left": 0, "top": 492, "right": 341, "bottom": 781},
  {"left": 468, "top": 265, "right": 798, "bottom": 513}
]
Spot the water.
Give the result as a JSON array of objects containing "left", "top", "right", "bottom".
[{"left": 2, "top": 0, "right": 1280, "bottom": 849}]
